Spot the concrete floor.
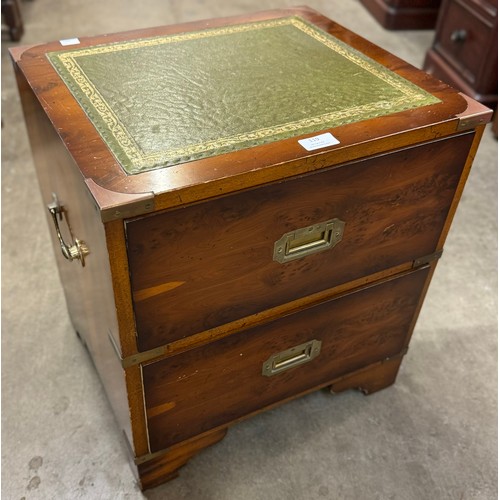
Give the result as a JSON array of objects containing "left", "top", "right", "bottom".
[{"left": 2, "top": 1, "right": 497, "bottom": 499}]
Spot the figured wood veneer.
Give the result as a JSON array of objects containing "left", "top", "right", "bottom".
[
  {"left": 127, "top": 133, "right": 473, "bottom": 351},
  {"left": 10, "top": 5, "right": 491, "bottom": 491},
  {"left": 143, "top": 268, "right": 430, "bottom": 452}
]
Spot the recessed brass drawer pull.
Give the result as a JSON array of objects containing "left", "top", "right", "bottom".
[
  {"left": 47, "top": 193, "right": 89, "bottom": 267},
  {"left": 262, "top": 339, "right": 322, "bottom": 376},
  {"left": 273, "top": 218, "right": 345, "bottom": 263}
]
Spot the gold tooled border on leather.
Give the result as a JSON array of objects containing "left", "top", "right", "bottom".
[{"left": 47, "top": 16, "right": 440, "bottom": 175}]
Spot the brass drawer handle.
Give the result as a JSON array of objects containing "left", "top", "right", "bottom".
[
  {"left": 262, "top": 339, "right": 322, "bottom": 376},
  {"left": 273, "top": 218, "right": 345, "bottom": 263},
  {"left": 47, "top": 193, "right": 89, "bottom": 267}
]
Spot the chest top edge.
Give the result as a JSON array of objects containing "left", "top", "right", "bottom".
[{"left": 10, "top": 6, "right": 491, "bottom": 221}]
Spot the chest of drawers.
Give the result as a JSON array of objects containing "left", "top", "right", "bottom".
[
  {"left": 423, "top": 0, "right": 498, "bottom": 106},
  {"left": 11, "top": 6, "right": 491, "bottom": 490}
]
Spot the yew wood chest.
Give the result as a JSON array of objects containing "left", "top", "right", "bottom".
[{"left": 11, "top": 6, "right": 491, "bottom": 490}]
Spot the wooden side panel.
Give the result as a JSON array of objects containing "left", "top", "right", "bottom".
[
  {"left": 142, "top": 267, "right": 430, "bottom": 452},
  {"left": 14, "top": 66, "right": 149, "bottom": 456},
  {"left": 127, "top": 133, "right": 474, "bottom": 351}
]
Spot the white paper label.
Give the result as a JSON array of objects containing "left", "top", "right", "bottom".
[
  {"left": 60, "top": 38, "right": 80, "bottom": 46},
  {"left": 298, "top": 132, "right": 340, "bottom": 151}
]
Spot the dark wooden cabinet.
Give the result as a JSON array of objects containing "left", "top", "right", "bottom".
[
  {"left": 10, "top": 6, "right": 491, "bottom": 491},
  {"left": 361, "top": 0, "right": 443, "bottom": 30},
  {"left": 424, "top": 0, "right": 498, "bottom": 105},
  {"left": 1, "top": 0, "right": 24, "bottom": 41}
]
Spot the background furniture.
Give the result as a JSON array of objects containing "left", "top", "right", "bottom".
[
  {"left": 1, "top": 0, "right": 24, "bottom": 41},
  {"left": 360, "top": 0, "right": 442, "bottom": 30},
  {"left": 423, "top": 0, "right": 498, "bottom": 106}
]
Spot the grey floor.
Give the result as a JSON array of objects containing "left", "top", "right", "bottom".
[{"left": 2, "top": 1, "right": 497, "bottom": 499}]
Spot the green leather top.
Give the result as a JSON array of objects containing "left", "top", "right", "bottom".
[{"left": 47, "top": 17, "right": 440, "bottom": 175}]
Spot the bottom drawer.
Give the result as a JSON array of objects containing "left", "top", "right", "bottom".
[{"left": 143, "top": 267, "right": 430, "bottom": 452}]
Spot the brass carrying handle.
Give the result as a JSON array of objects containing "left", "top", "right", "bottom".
[
  {"left": 47, "top": 193, "right": 89, "bottom": 267},
  {"left": 273, "top": 218, "right": 345, "bottom": 263},
  {"left": 262, "top": 339, "right": 322, "bottom": 376}
]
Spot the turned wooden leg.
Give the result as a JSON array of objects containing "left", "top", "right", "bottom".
[
  {"left": 329, "top": 353, "right": 405, "bottom": 395},
  {"left": 136, "top": 428, "right": 228, "bottom": 490}
]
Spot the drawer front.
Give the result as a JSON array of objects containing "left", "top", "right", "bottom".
[
  {"left": 435, "top": 0, "right": 496, "bottom": 86},
  {"left": 142, "top": 267, "right": 430, "bottom": 452},
  {"left": 126, "top": 133, "right": 473, "bottom": 351}
]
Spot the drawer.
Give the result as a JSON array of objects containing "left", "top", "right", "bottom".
[
  {"left": 142, "top": 267, "right": 430, "bottom": 452},
  {"left": 435, "top": 0, "right": 497, "bottom": 86},
  {"left": 126, "top": 133, "right": 473, "bottom": 351}
]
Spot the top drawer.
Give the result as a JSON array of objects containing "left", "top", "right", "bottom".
[{"left": 126, "top": 132, "right": 473, "bottom": 351}]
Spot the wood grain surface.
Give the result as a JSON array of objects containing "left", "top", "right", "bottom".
[
  {"left": 13, "top": 65, "right": 150, "bottom": 456},
  {"left": 10, "top": 7, "right": 490, "bottom": 217},
  {"left": 127, "top": 133, "right": 473, "bottom": 350},
  {"left": 142, "top": 267, "right": 430, "bottom": 452},
  {"left": 10, "top": 6, "right": 492, "bottom": 491}
]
